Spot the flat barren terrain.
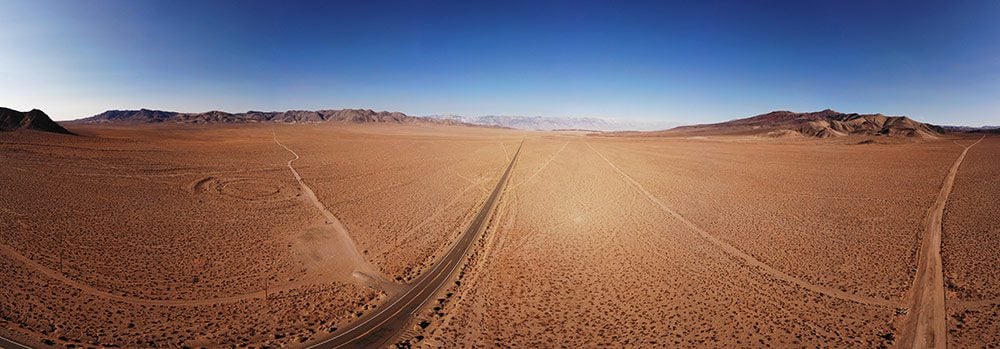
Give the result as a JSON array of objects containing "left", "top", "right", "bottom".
[
  {"left": 1, "top": 124, "right": 996, "bottom": 348},
  {"left": 0, "top": 123, "right": 516, "bottom": 347},
  {"left": 275, "top": 125, "right": 517, "bottom": 282},
  {"left": 418, "top": 134, "right": 995, "bottom": 347},
  {"left": 941, "top": 137, "right": 1000, "bottom": 347},
  {"left": 587, "top": 137, "right": 963, "bottom": 302}
]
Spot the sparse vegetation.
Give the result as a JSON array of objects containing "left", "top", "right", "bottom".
[{"left": 1, "top": 122, "right": 996, "bottom": 347}]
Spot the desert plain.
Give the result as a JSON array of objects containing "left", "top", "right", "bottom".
[{"left": 1, "top": 122, "right": 998, "bottom": 348}]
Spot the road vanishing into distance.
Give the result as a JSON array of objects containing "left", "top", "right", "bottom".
[
  {"left": 0, "top": 140, "right": 521, "bottom": 349},
  {"left": 897, "top": 136, "right": 983, "bottom": 349},
  {"left": 1, "top": 136, "right": 983, "bottom": 348},
  {"left": 308, "top": 140, "right": 523, "bottom": 349},
  {"left": 0, "top": 140, "right": 524, "bottom": 349}
]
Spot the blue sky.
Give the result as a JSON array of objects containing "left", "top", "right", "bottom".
[{"left": 1, "top": 0, "right": 997, "bottom": 125}]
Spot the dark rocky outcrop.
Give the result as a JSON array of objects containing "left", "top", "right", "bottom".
[{"left": 0, "top": 107, "right": 74, "bottom": 135}]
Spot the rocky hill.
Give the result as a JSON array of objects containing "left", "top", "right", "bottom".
[
  {"left": 0, "top": 107, "right": 74, "bottom": 135},
  {"left": 659, "top": 109, "right": 944, "bottom": 138}
]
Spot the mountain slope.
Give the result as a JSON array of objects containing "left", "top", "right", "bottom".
[
  {"left": 660, "top": 109, "right": 943, "bottom": 138},
  {"left": 0, "top": 107, "right": 74, "bottom": 135}
]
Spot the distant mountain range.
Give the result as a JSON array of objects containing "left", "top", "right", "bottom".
[
  {"left": 7, "top": 106, "right": 994, "bottom": 138},
  {"left": 636, "top": 109, "right": 947, "bottom": 138},
  {"left": 74, "top": 108, "right": 472, "bottom": 126},
  {"left": 0, "top": 107, "right": 74, "bottom": 135},
  {"left": 424, "top": 115, "right": 674, "bottom": 131},
  {"left": 942, "top": 125, "right": 1000, "bottom": 134},
  {"left": 75, "top": 109, "right": 673, "bottom": 131}
]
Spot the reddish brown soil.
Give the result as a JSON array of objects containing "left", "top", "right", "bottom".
[
  {"left": 420, "top": 135, "right": 991, "bottom": 348},
  {"left": 1, "top": 124, "right": 995, "bottom": 348},
  {"left": 941, "top": 137, "right": 1000, "bottom": 347},
  {"left": 0, "top": 124, "right": 516, "bottom": 347}
]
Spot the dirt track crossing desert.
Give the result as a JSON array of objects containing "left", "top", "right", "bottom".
[
  {"left": 897, "top": 136, "right": 983, "bottom": 349},
  {"left": 308, "top": 139, "right": 522, "bottom": 348},
  {"left": 272, "top": 131, "right": 394, "bottom": 291},
  {"left": 586, "top": 142, "right": 897, "bottom": 308},
  {"left": 1, "top": 124, "right": 998, "bottom": 348},
  {"left": 5, "top": 3, "right": 1000, "bottom": 347}
]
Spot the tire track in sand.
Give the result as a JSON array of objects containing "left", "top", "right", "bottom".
[
  {"left": 308, "top": 140, "right": 524, "bottom": 348},
  {"left": 896, "top": 136, "right": 983, "bottom": 349},
  {"left": 0, "top": 133, "right": 397, "bottom": 307},
  {"left": 510, "top": 141, "right": 568, "bottom": 191},
  {"left": 393, "top": 175, "right": 493, "bottom": 246},
  {"left": 586, "top": 142, "right": 896, "bottom": 308},
  {"left": 0, "top": 243, "right": 310, "bottom": 306}
]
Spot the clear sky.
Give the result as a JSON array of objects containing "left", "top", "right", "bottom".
[{"left": 1, "top": 0, "right": 997, "bottom": 125}]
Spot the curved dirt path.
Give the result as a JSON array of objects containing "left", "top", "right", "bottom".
[
  {"left": 272, "top": 132, "right": 394, "bottom": 289},
  {"left": 0, "top": 133, "right": 388, "bottom": 307},
  {"left": 308, "top": 140, "right": 523, "bottom": 348},
  {"left": 0, "top": 243, "right": 308, "bottom": 306},
  {"left": 896, "top": 136, "right": 983, "bottom": 349},
  {"left": 0, "top": 132, "right": 449, "bottom": 309},
  {"left": 586, "top": 142, "right": 896, "bottom": 308}
]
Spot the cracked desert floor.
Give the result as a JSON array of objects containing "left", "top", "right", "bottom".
[{"left": 1, "top": 124, "right": 997, "bottom": 347}]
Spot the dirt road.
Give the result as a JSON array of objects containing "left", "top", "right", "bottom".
[
  {"left": 587, "top": 142, "right": 897, "bottom": 308},
  {"left": 273, "top": 132, "right": 394, "bottom": 290},
  {"left": 897, "top": 136, "right": 983, "bottom": 349},
  {"left": 307, "top": 140, "right": 523, "bottom": 348}
]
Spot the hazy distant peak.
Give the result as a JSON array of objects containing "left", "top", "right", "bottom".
[{"left": 424, "top": 114, "right": 673, "bottom": 131}]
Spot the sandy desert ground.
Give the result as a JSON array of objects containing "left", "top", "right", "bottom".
[
  {"left": 940, "top": 137, "right": 1000, "bottom": 347},
  {"left": 0, "top": 123, "right": 517, "bottom": 347},
  {"left": 1, "top": 124, "right": 997, "bottom": 347},
  {"left": 414, "top": 134, "right": 994, "bottom": 347}
]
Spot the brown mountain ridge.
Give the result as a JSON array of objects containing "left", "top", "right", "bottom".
[
  {"left": 75, "top": 108, "right": 472, "bottom": 126},
  {"left": 650, "top": 109, "right": 945, "bottom": 138}
]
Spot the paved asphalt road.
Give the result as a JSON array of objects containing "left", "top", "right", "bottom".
[
  {"left": 308, "top": 139, "right": 523, "bottom": 348},
  {"left": 0, "top": 140, "right": 522, "bottom": 349}
]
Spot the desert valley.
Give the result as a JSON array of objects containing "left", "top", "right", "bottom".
[
  {"left": 5, "top": 1, "right": 999, "bottom": 347},
  {"left": 1, "top": 106, "right": 997, "bottom": 348}
]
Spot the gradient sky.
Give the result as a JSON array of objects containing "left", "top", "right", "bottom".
[{"left": 1, "top": 0, "right": 998, "bottom": 125}]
